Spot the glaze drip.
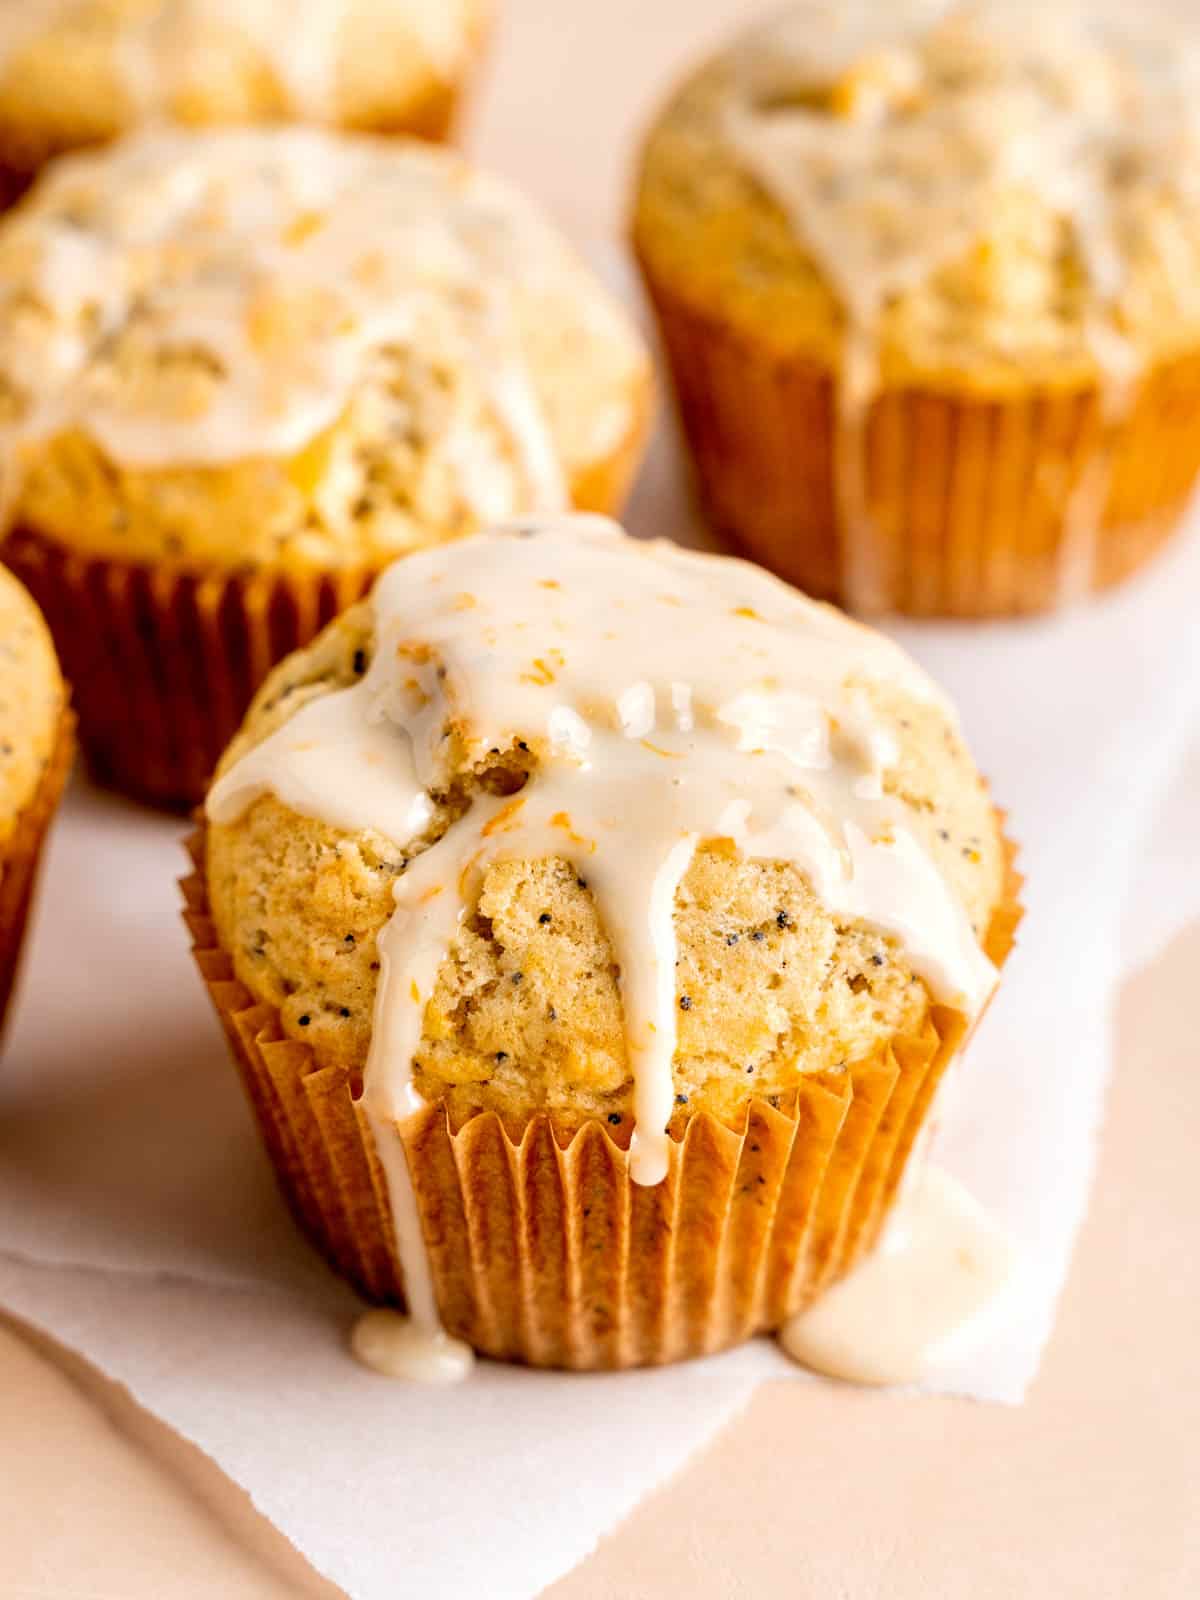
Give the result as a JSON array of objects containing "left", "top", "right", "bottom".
[
  {"left": 0, "top": 127, "right": 607, "bottom": 518},
  {"left": 208, "top": 514, "right": 997, "bottom": 1329}
]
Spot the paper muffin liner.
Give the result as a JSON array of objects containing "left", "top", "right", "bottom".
[
  {"left": 1, "top": 527, "right": 377, "bottom": 812},
  {"left": 182, "top": 822, "right": 1022, "bottom": 1371},
  {"left": 640, "top": 269, "right": 1200, "bottom": 618},
  {"left": 0, "top": 708, "right": 74, "bottom": 1044}
]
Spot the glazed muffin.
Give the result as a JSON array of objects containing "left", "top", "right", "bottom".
[
  {"left": 633, "top": 0, "right": 1200, "bottom": 617},
  {"left": 185, "top": 514, "right": 1021, "bottom": 1371},
  {"left": 0, "top": 564, "right": 72, "bottom": 1044},
  {"left": 0, "top": 128, "right": 653, "bottom": 808},
  {"left": 0, "top": 0, "right": 491, "bottom": 203}
]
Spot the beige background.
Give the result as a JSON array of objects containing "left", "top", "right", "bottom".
[{"left": 1, "top": 4, "right": 1198, "bottom": 1596}]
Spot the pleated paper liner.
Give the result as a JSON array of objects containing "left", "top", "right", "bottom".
[
  {"left": 640, "top": 265, "right": 1200, "bottom": 619},
  {"left": 0, "top": 708, "right": 74, "bottom": 1045},
  {"left": 2, "top": 526, "right": 377, "bottom": 813},
  {"left": 183, "top": 821, "right": 1021, "bottom": 1371}
]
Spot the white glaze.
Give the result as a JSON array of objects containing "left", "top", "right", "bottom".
[
  {"left": 722, "top": 1, "right": 1200, "bottom": 607},
  {"left": 0, "top": 126, "right": 645, "bottom": 517},
  {"left": 350, "top": 1308, "right": 475, "bottom": 1384},
  {"left": 778, "top": 1164, "right": 1015, "bottom": 1385},
  {"left": 209, "top": 513, "right": 997, "bottom": 1327},
  {"left": 0, "top": 1, "right": 474, "bottom": 121}
]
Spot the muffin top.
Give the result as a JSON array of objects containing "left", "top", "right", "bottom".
[
  {"left": 0, "top": 1, "right": 488, "bottom": 171},
  {"left": 0, "top": 127, "right": 650, "bottom": 570},
  {"left": 0, "top": 563, "right": 65, "bottom": 847},
  {"left": 205, "top": 515, "right": 1006, "bottom": 1182},
  {"left": 634, "top": 0, "right": 1200, "bottom": 391}
]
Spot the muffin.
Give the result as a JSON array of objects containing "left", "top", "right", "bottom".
[
  {"left": 0, "top": 128, "right": 653, "bottom": 809},
  {"left": 0, "top": 564, "right": 73, "bottom": 1044},
  {"left": 184, "top": 513, "right": 1021, "bottom": 1372},
  {"left": 633, "top": 0, "right": 1200, "bottom": 617},
  {"left": 0, "top": 0, "right": 492, "bottom": 204}
]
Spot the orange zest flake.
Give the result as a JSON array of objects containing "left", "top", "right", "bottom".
[
  {"left": 283, "top": 209, "right": 325, "bottom": 247},
  {"left": 550, "top": 811, "right": 596, "bottom": 851},
  {"left": 453, "top": 592, "right": 478, "bottom": 611},
  {"left": 538, "top": 579, "right": 561, "bottom": 590},
  {"left": 521, "top": 649, "right": 564, "bottom": 687},
  {"left": 418, "top": 884, "right": 445, "bottom": 904},
  {"left": 410, "top": 980, "right": 421, "bottom": 1005},
  {"left": 457, "top": 849, "right": 484, "bottom": 898},
  {"left": 352, "top": 249, "right": 387, "bottom": 287},
  {"left": 481, "top": 797, "right": 527, "bottom": 837},
  {"left": 733, "top": 605, "right": 763, "bottom": 621},
  {"left": 640, "top": 739, "right": 684, "bottom": 759},
  {"left": 396, "top": 639, "right": 433, "bottom": 664}
]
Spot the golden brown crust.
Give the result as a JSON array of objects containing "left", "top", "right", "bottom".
[
  {"left": 0, "top": 706, "right": 73, "bottom": 1043},
  {"left": 0, "top": 1, "right": 493, "bottom": 187},
  {"left": 0, "top": 563, "right": 65, "bottom": 841},
  {"left": 632, "top": 18, "right": 1200, "bottom": 391},
  {"left": 0, "top": 129, "right": 652, "bottom": 575}
]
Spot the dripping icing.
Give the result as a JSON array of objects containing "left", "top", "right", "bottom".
[
  {"left": 722, "top": 0, "right": 1200, "bottom": 607},
  {"left": 778, "top": 1164, "right": 1016, "bottom": 1385},
  {"left": 207, "top": 514, "right": 998, "bottom": 1338},
  {"left": 0, "top": 126, "right": 642, "bottom": 522}
]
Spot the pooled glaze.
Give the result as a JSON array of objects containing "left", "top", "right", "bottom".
[
  {"left": 208, "top": 514, "right": 997, "bottom": 1352},
  {"left": 0, "top": 126, "right": 610, "bottom": 516},
  {"left": 721, "top": 0, "right": 1200, "bottom": 605},
  {"left": 0, "top": 1, "right": 474, "bottom": 122},
  {"left": 779, "top": 1164, "right": 1015, "bottom": 1385},
  {"left": 350, "top": 1307, "right": 475, "bottom": 1383}
]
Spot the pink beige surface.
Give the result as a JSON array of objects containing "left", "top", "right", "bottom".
[
  {"left": 0, "top": 3, "right": 1197, "bottom": 1594},
  {"left": 1, "top": 924, "right": 1196, "bottom": 1597}
]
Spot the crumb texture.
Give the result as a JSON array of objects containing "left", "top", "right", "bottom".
[{"left": 207, "top": 592, "right": 1004, "bottom": 1135}]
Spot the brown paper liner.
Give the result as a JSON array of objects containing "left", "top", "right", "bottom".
[
  {"left": 640, "top": 267, "right": 1200, "bottom": 618},
  {"left": 182, "top": 819, "right": 1022, "bottom": 1370},
  {"left": 2, "top": 528, "right": 378, "bottom": 812},
  {"left": 0, "top": 709, "right": 74, "bottom": 1045}
]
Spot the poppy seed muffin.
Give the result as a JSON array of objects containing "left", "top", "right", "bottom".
[
  {"left": 633, "top": 0, "right": 1200, "bottom": 616},
  {"left": 189, "top": 515, "right": 1021, "bottom": 1370},
  {"left": 0, "top": 563, "right": 72, "bottom": 1043},
  {"left": 0, "top": 128, "right": 652, "bottom": 807},
  {"left": 0, "top": 0, "right": 492, "bottom": 203}
]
